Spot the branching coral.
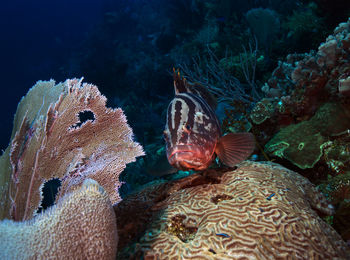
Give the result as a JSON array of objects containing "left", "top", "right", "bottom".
[
  {"left": 115, "top": 161, "right": 350, "bottom": 259},
  {"left": 0, "top": 78, "right": 144, "bottom": 221},
  {"left": 179, "top": 46, "right": 260, "bottom": 105}
]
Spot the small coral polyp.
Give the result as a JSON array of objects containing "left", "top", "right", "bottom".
[{"left": 297, "top": 142, "right": 304, "bottom": 150}]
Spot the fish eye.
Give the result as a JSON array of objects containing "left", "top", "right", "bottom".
[
  {"left": 163, "top": 131, "right": 169, "bottom": 140},
  {"left": 183, "top": 124, "right": 191, "bottom": 133}
]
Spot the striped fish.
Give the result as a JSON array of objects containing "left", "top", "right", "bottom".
[{"left": 163, "top": 70, "right": 255, "bottom": 171}]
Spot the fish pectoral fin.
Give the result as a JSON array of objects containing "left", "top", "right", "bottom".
[{"left": 215, "top": 133, "right": 255, "bottom": 167}]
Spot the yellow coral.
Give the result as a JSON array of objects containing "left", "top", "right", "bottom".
[{"left": 0, "top": 179, "right": 118, "bottom": 259}]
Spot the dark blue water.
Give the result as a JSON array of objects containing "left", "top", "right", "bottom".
[
  {"left": 1, "top": 0, "right": 349, "bottom": 161},
  {"left": 0, "top": 0, "right": 106, "bottom": 151}
]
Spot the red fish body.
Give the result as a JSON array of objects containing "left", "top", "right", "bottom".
[{"left": 163, "top": 70, "right": 255, "bottom": 171}]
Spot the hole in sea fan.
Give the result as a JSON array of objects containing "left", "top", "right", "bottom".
[
  {"left": 37, "top": 178, "right": 61, "bottom": 214},
  {"left": 70, "top": 110, "right": 95, "bottom": 129}
]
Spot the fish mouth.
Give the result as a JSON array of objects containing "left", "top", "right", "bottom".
[
  {"left": 168, "top": 150, "right": 194, "bottom": 164},
  {"left": 167, "top": 148, "right": 203, "bottom": 170}
]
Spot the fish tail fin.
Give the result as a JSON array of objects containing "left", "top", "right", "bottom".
[{"left": 215, "top": 133, "right": 255, "bottom": 167}]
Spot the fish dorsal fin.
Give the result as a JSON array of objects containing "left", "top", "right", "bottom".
[
  {"left": 173, "top": 68, "right": 190, "bottom": 94},
  {"left": 173, "top": 68, "right": 217, "bottom": 110},
  {"left": 215, "top": 133, "right": 255, "bottom": 167}
]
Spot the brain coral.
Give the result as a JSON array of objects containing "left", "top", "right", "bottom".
[{"left": 115, "top": 161, "right": 350, "bottom": 259}]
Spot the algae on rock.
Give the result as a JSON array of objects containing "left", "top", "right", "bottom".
[{"left": 265, "top": 102, "right": 350, "bottom": 169}]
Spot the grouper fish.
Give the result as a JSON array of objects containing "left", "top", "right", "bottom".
[{"left": 163, "top": 70, "right": 255, "bottom": 171}]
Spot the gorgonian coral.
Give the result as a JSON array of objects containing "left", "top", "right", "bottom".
[{"left": 0, "top": 78, "right": 144, "bottom": 221}]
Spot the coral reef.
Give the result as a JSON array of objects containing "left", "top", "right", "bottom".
[
  {"left": 248, "top": 18, "right": 350, "bottom": 175},
  {"left": 115, "top": 161, "right": 350, "bottom": 259},
  {"left": 0, "top": 179, "right": 118, "bottom": 260},
  {"left": 281, "top": 2, "right": 325, "bottom": 52},
  {"left": 253, "top": 17, "right": 350, "bottom": 127},
  {"left": 247, "top": 17, "right": 350, "bottom": 245},
  {"left": 318, "top": 172, "right": 350, "bottom": 242},
  {"left": 246, "top": 8, "right": 280, "bottom": 52},
  {"left": 0, "top": 78, "right": 144, "bottom": 221},
  {"left": 265, "top": 102, "right": 350, "bottom": 169},
  {"left": 334, "top": 200, "right": 350, "bottom": 244}
]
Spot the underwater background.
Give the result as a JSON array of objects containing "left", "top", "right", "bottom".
[
  {"left": 2, "top": 0, "right": 349, "bottom": 153},
  {"left": 1, "top": 0, "right": 350, "bottom": 258}
]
